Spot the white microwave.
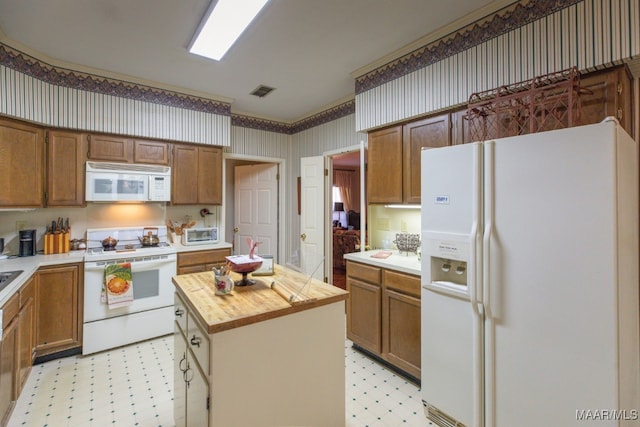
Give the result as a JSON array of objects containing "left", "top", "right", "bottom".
[
  {"left": 181, "top": 227, "right": 219, "bottom": 245},
  {"left": 86, "top": 161, "right": 171, "bottom": 202}
]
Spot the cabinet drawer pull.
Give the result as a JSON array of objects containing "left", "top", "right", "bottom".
[
  {"left": 175, "top": 307, "right": 184, "bottom": 317},
  {"left": 190, "top": 335, "right": 202, "bottom": 347}
]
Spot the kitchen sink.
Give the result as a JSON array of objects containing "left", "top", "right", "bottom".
[{"left": 0, "top": 270, "right": 23, "bottom": 293}]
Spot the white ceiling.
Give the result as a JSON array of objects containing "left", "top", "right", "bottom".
[{"left": 0, "top": 0, "right": 506, "bottom": 123}]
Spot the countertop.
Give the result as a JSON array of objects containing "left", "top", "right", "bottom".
[
  {"left": 343, "top": 250, "right": 421, "bottom": 276},
  {"left": 172, "top": 264, "right": 348, "bottom": 334},
  {"left": 0, "top": 241, "right": 233, "bottom": 308}
]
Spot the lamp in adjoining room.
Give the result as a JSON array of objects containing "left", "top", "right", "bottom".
[{"left": 334, "top": 202, "right": 345, "bottom": 228}]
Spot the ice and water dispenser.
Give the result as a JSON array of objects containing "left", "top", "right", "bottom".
[{"left": 423, "top": 235, "right": 469, "bottom": 291}]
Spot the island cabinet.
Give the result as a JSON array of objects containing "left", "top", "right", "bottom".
[
  {"left": 0, "top": 117, "right": 45, "bottom": 208},
  {"left": 172, "top": 144, "right": 223, "bottom": 205},
  {"left": 172, "top": 265, "right": 348, "bottom": 427},
  {"left": 46, "top": 129, "right": 87, "bottom": 207},
  {"left": 34, "top": 263, "right": 83, "bottom": 359},
  {"left": 368, "top": 114, "right": 450, "bottom": 204},
  {"left": 177, "top": 248, "right": 231, "bottom": 275},
  {"left": 174, "top": 293, "right": 209, "bottom": 427},
  {"left": 0, "top": 276, "right": 36, "bottom": 427},
  {"left": 346, "top": 260, "right": 421, "bottom": 380}
]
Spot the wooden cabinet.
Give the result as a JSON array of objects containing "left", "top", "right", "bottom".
[
  {"left": 580, "top": 66, "right": 633, "bottom": 134},
  {"left": 368, "top": 114, "right": 450, "bottom": 204},
  {"left": 0, "top": 307, "right": 17, "bottom": 427},
  {"left": 402, "top": 115, "right": 450, "bottom": 203},
  {"left": 346, "top": 260, "right": 421, "bottom": 379},
  {"left": 451, "top": 107, "right": 474, "bottom": 145},
  {"left": 35, "top": 263, "right": 83, "bottom": 358},
  {"left": 0, "top": 117, "right": 45, "bottom": 207},
  {"left": 46, "top": 130, "right": 87, "bottom": 207},
  {"left": 16, "top": 277, "right": 35, "bottom": 396},
  {"left": 172, "top": 144, "right": 223, "bottom": 205},
  {"left": 133, "top": 139, "right": 170, "bottom": 165},
  {"left": 367, "top": 125, "right": 403, "bottom": 204},
  {"left": 0, "top": 277, "right": 36, "bottom": 426},
  {"left": 381, "top": 270, "right": 421, "bottom": 379},
  {"left": 174, "top": 293, "right": 209, "bottom": 427},
  {"left": 88, "top": 134, "right": 169, "bottom": 165},
  {"left": 87, "top": 134, "right": 133, "bottom": 162},
  {"left": 346, "top": 261, "right": 382, "bottom": 354},
  {"left": 177, "top": 248, "right": 231, "bottom": 275}
]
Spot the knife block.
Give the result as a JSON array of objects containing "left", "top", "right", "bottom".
[{"left": 44, "top": 232, "right": 70, "bottom": 254}]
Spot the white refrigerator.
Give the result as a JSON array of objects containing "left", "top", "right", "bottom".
[{"left": 420, "top": 119, "right": 640, "bottom": 427}]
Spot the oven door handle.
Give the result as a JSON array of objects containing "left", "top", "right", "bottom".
[{"left": 84, "top": 258, "right": 176, "bottom": 272}]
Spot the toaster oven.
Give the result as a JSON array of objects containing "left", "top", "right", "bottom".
[{"left": 181, "top": 227, "right": 219, "bottom": 245}]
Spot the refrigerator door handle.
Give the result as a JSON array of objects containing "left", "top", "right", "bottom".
[{"left": 483, "top": 141, "right": 495, "bottom": 313}]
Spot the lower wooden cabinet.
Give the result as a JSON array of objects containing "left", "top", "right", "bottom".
[
  {"left": 0, "top": 277, "right": 36, "bottom": 427},
  {"left": 346, "top": 260, "right": 421, "bottom": 379},
  {"left": 177, "top": 248, "right": 231, "bottom": 275},
  {"left": 381, "top": 270, "right": 421, "bottom": 379},
  {"left": 0, "top": 303, "right": 17, "bottom": 427},
  {"left": 35, "top": 263, "right": 83, "bottom": 358}
]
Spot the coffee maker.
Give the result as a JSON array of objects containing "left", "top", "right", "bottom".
[{"left": 19, "top": 229, "right": 36, "bottom": 257}]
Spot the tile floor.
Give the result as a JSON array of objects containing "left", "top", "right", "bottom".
[{"left": 9, "top": 336, "right": 434, "bottom": 427}]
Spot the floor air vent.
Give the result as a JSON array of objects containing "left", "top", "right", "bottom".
[
  {"left": 423, "top": 401, "right": 466, "bottom": 427},
  {"left": 250, "top": 85, "right": 275, "bottom": 98}
]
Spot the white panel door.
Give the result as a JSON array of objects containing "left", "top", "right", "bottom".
[
  {"left": 300, "top": 156, "right": 325, "bottom": 280},
  {"left": 234, "top": 163, "right": 278, "bottom": 261}
]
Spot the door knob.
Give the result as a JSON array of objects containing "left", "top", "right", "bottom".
[
  {"left": 300, "top": 233, "right": 307, "bottom": 241},
  {"left": 233, "top": 227, "right": 239, "bottom": 233}
]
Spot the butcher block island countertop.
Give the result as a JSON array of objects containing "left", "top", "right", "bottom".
[
  {"left": 172, "top": 264, "right": 348, "bottom": 334},
  {"left": 172, "top": 264, "right": 348, "bottom": 427}
]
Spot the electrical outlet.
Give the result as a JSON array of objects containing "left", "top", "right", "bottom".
[
  {"left": 400, "top": 220, "right": 407, "bottom": 232},
  {"left": 16, "top": 221, "right": 28, "bottom": 232}
]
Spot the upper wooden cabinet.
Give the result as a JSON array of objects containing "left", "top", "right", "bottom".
[
  {"left": 87, "top": 134, "right": 133, "bottom": 162},
  {"left": 367, "top": 125, "right": 403, "bottom": 204},
  {"left": 134, "top": 139, "right": 170, "bottom": 165},
  {"left": 0, "top": 117, "right": 45, "bottom": 207},
  {"left": 172, "top": 144, "right": 223, "bottom": 205},
  {"left": 46, "top": 130, "right": 87, "bottom": 207},
  {"left": 368, "top": 114, "right": 450, "bottom": 204},
  {"left": 87, "top": 134, "right": 169, "bottom": 165},
  {"left": 402, "top": 115, "right": 450, "bottom": 204},
  {"left": 580, "top": 66, "right": 633, "bottom": 134}
]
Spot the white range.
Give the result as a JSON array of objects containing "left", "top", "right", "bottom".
[{"left": 83, "top": 225, "right": 177, "bottom": 355}]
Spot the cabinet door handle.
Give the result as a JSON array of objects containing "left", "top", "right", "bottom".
[
  {"left": 179, "top": 353, "right": 187, "bottom": 372},
  {"left": 175, "top": 307, "right": 184, "bottom": 317},
  {"left": 184, "top": 366, "right": 193, "bottom": 387},
  {"left": 190, "top": 335, "right": 201, "bottom": 347}
]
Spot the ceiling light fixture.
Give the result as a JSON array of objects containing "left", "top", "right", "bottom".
[{"left": 189, "top": 0, "right": 270, "bottom": 61}]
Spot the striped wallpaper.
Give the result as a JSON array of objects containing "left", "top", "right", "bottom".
[
  {"left": 0, "top": 45, "right": 231, "bottom": 146},
  {"left": 355, "top": 0, "right": 640, "bottom": 131}
]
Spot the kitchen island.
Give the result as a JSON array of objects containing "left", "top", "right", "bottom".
[{"left": 172, "top": 264, "right": 348, "bottom": 427}]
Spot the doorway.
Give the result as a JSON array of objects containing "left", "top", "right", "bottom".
[
  {"left": 225, "top": 156, "right": 283, "bottom": 263},
  {"left": 330, "top": 151, "right": 365, "bottom": 289}
]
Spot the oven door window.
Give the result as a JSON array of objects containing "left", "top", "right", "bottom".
[{"left": 131, "top": 270, "right": 160, "bottom": 299}]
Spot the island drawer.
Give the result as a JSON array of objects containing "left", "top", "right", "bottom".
[
  {"left": 174, "top": 293, "right": 187, "bottom": 334},
  {"left": 187, "top": 311, "right": 210, "bottom": 374}
]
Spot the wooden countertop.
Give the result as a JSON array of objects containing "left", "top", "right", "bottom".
[{"left": 172, "top": 264, "right": 348, "bottom": 334}]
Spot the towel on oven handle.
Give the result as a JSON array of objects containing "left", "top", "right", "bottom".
[{"left": 102, "top": 262, "right": 134, "bottom": 308}]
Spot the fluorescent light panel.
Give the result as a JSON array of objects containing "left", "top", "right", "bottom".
[{"left": 189, "top": 0, "right": 270, "bottom": 61}]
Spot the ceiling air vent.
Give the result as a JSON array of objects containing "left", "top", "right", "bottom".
[{"left": 250, "top": 85, "right": 275, "bottom": 98}]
